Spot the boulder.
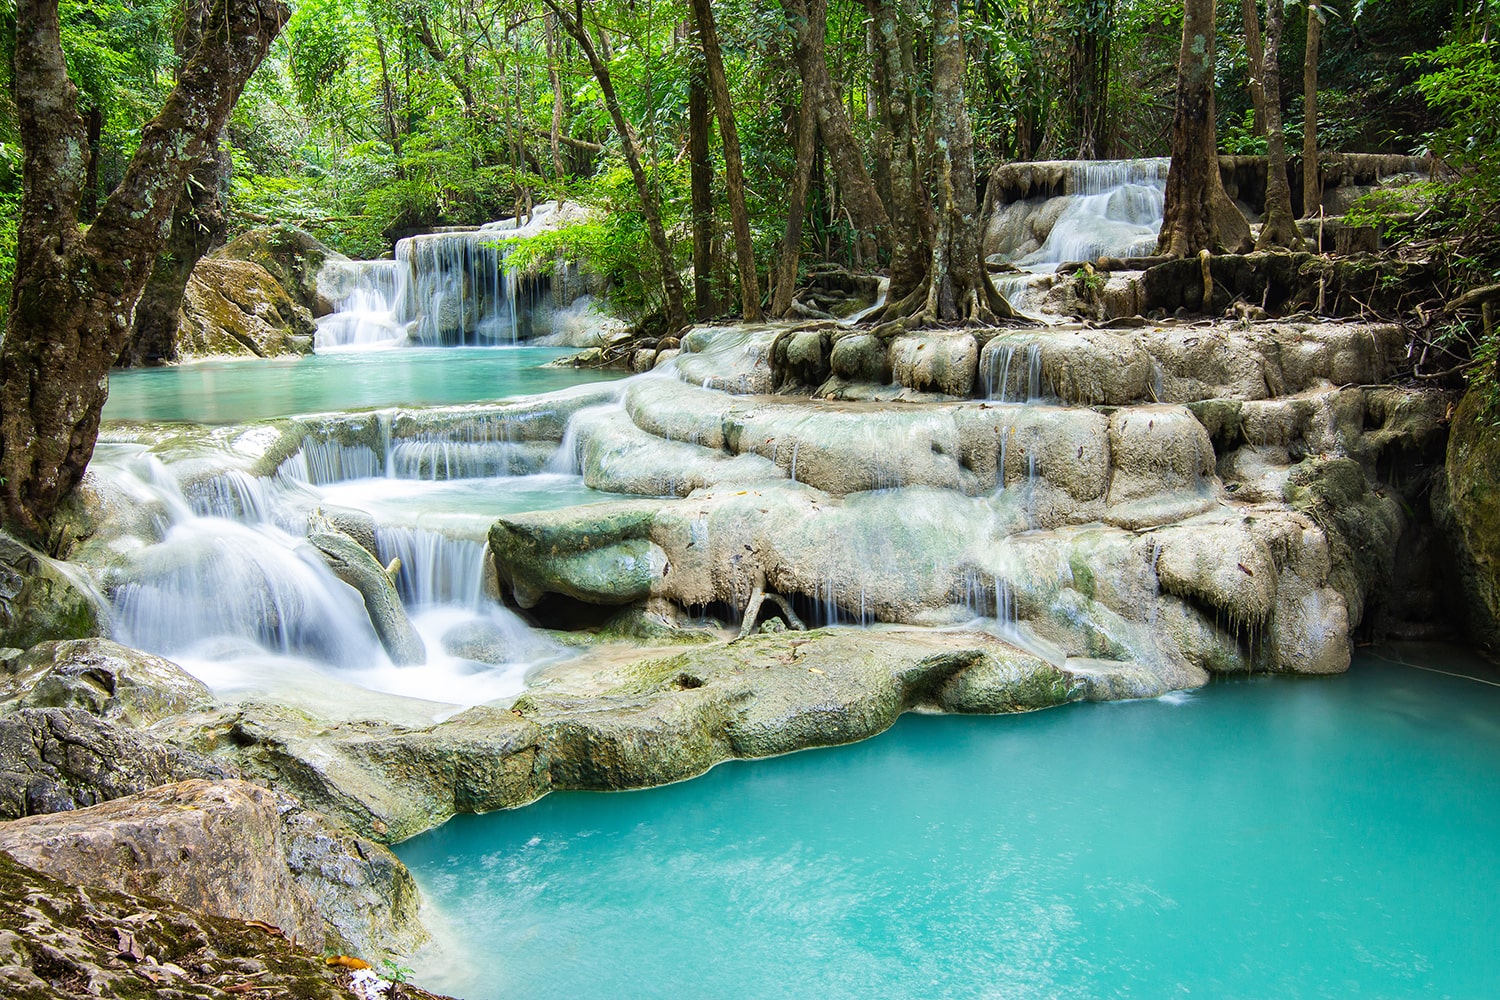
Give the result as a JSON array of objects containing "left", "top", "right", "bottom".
[
  {"left": 440, "top": 620, "right": 511, "bottom": 664},
  {"left": 0, "top": 532, "right": 108, "bottom": 651},
  {"left": 4, "top": 638, "right": 213, "bottom": 727},
  {"left": 0, "top": 851, "right": 357, "bottom": 999},
  {"left": 177, "top": 258, "right": 316, "bottom": 360},
  {"left": 0, "top": 778, "right": 427, "bottom": 962},
  {"left": 890, "top": 332, "right": 979, "bottom": 397},
  {"left": 0, "top": 708, "right": 232, "bottom": 820},
  {"left": 215, "top": 224, "right": 349, "bottom": 317}
]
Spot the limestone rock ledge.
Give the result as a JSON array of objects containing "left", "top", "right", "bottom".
[
  {"left": 166, "top": 628, "right": 1204, "bottom": 844},
  {"left": 0, "top": 849, "right": 358, "bottom": 999}
]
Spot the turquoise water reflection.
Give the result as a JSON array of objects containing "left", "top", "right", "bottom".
[
  {"left": 397, "top": 649, "right": 1500, "bottom": 999},
  {"left": 105, "top": 348, "right": 624, "bottom": 424}
]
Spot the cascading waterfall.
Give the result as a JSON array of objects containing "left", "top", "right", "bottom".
[
  {"left": 987, "top": 158, "right": 1170, "bottom": 317},
  {"left": 314, "top": 201, "right": 599, "bottom": 351}
]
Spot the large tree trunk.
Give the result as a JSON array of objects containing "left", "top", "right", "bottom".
[
  {"left": 1253, "top": 0, "right": 1305, "bottom": 250},
  {"left": 771, "top": 93, "right": 818, "bottom": 318},
  {"left": 123, "top": 145, "right": 232, "bottom": 366},
  {"left": 1156, "top": 0, "right": 1251, "bottom": 258},
  {"left": 874, "top": 0, "right": 1013, "bottom": 326},
  {"left": 1301, "top": 1, "right": 1321, "bottom": 218},
  {"left": 691, "top": 0, "right": 761, "bottom": 321},
  {"left": 688, "top": 36, "right": 716, "bottom": 321},
  {"left": 124, "top": 0, "right": 234, "bottom": 368},
  {"left": 780, "top": 0, "right": 889, "bottom": 258},
  {"left": 545, "top": 0, "right": 688, "bottom": 333},
  {"left": 0, "top": 0, "right": 288, "bottom": 540},
  {"left": 867, "top": 0, "right": 930, "bottom": 303}
]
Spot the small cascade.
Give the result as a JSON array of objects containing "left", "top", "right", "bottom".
[
  {"left": 316, "top": 260, "right": 411, "bottom": 350},
  {"left": 112, "top": 518, "right": 384, "bottom": 668},
  {"left": 986, "top": 158, "right": 1169, "bottom": 317},
  {"left": 375, "top": 526, "right": 488, "bottom": 609},
  {"left": 982, "top": 342, "right": 1046, "bottom": 402},
  {"left": 277, "top": 440, "right": 382, "bottom": 486}
]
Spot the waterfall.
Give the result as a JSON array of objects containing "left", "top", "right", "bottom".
[
  {"left": 986, "top": 158, "right": 1169, "bottom": 317},
  {"left": 314, "top": 201, "right": 598, "bottom": 352}
]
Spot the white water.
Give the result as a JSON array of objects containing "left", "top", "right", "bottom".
[
  {"left": 316, "top": 201, "right": 600, "bottom": 351},
  {"left": 988, "top": 158, "right": 1169, "bottom": 317},
  {"left": 89, "top": 420, "right": 592, "bottom": 718}
]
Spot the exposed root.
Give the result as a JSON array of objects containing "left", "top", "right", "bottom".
[{"left": 732, "top": 572, "right": 808, "bottom": 642}]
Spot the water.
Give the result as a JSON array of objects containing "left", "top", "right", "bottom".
[
  {"left": 398, "top": 648, "right": 1500, "bottom": 999},
  {"left": 104, "top": 347, "right": 624, "bottom": 425}
]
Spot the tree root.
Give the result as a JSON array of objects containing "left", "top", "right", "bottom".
[{"left": 732, "top": 575, "right": 808, "bottom": 642}]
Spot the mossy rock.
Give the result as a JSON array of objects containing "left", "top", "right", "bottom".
[
  {"left": 1434, "top": 389, "right": 1500, "bottom": 647},
  {"left": 215, "top": 225, "right": 349, "bottom": 317},
  {"left": 178, "top": 259, "right": 316, "bottom": 360},
  {"left": 0, "top": 532, "right": 107, "bottom": 650}
]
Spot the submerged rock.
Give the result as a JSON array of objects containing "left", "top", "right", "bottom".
[{"left": 0, "top": 778, "right": 427, "bottom": 962}]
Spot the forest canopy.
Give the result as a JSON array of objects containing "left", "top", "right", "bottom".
[{"left": 0, "top": 0, "right": 1493, "bottom": 322}]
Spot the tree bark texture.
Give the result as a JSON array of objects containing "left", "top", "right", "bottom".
[
  {"left": 125, "top": 0, "right": 234, "bottom": 368},
  {"left": 0, "top": 0, "right": 289, "bottom": 540},
  {"left": 545, "top": 0, "right": 688, "bottom": 333},
  {"left": 690, "top": 0, "right": 762, "bottom": 321},
  {"left": 123, "top": 145, "right": 232, "bottom": 366},
  {"left": 917, "top": 0, "right": 1015, "bottom": 323},
  {"left": 771, "top": 93, "right": 818, "bottom": 318},
  {"left": 780, "top": 0, "right": 889, "bottom": 258},
  {"left": 1302, "top": 1, "right": 1321, "bottom": 218},
  {"left": 867, "top": 0, "right": 930, "bottom": 304},
  {"left": 688, "top": 38, "right": 717, "bottom": 320},
  {"left": 1253, "top": 0, "right": 1304, "bottom": 250},
  {"left": 1156, "top": 0, "right": 1251, "bottom": 257},
  {"left": 1241, "top": 0, "right": 1266, "bottom": 132}
]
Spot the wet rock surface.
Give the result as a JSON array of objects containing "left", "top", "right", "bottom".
[
  {"left": 165, "top": 627, "right": 1202, "bottom": 843},
  {"left": 0, "top": 708, "right": 232, "bottom": 820},
  {"left": 2, "top": 639, "right": 214, "bottom": 727},
  {"left": 0, "top": 778, "right": 426, "bottom": 963}
]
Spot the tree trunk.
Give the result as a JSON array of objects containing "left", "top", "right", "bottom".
[
  {"left": 1254, "top": 0, "right": 1305, "bottom": 250},
  {"left": 688, "top": 35, "right": 716, "bottom": 320},
  {"left": 1301, "top": 1, "right": 1321, "bottom": 218},
  {"left": 0, "top": 0, "right": 288, "bottom": 540},
  {"left": 1241, "top": 0, "right": 1266, "bottom": 132},
  {"left": 1156, "top": 0, "right": 1251, "bottom": 258},
  {"left": 123, "top": 145, "right": 231, "bottom": 366},
  {"left": 544, "top": 0, "right": 688, "bottom": 333},
  {"left": 691, "top": 0, "right": 761, "bottom": 321},
  {"left": 1066, "top": 0, "right": 1115, "bottom": 158},
  {"left": 877, "top": 0, "right": 1014, "bottom": 325},
  {"left": 771, "top": 93, "right": 817, "bottom": 318},
  {"left": 545, "top": 12, "right": 566, "bottom": 179},
  {"left": 780, "top": 0, "right": 889, "bottom": 258},
  {"left": 867, "top": 0, "right": 929, "bottom": 303},
  {"left": 124, "top": 0, "right": 234, "bottom": 368}
]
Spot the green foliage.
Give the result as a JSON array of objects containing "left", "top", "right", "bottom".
[{"left": 1219, "top": 109, "right": 1268, "bottom": 155}]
